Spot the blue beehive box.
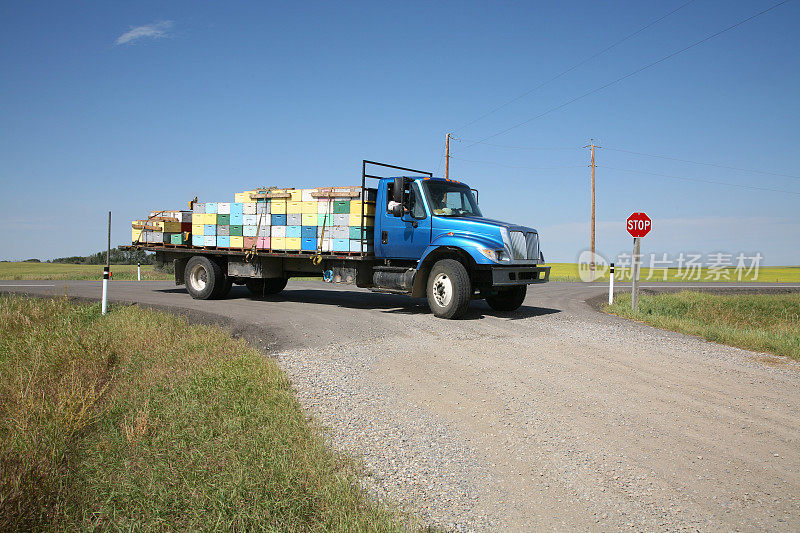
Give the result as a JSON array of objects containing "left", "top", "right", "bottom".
[
  {"left": 301, "top": 225, "right": 317, "bottom": 238},
  {"left": 286, "top": 225, "right": 301, "bottom": 238},
  {"left": 271, "top": 214, "right": 287, "bottom": 225},
  {"left": 301, "top": 237, "right": 317, "bottom": 251},
  {"left": 230, "top": 212, "right": 244, "bottom": 225},
  {"left": 192, "top": 234, "right": 204, "bottom": 246},
  {"left": 230, "top": 202, "right": 244, "bottom": 215},
  {"left": 333, "top": 238, "right": 349, "bottom": 252},
  {"left": 205, "top": 202, "right": 218, "bottom": 214},
  {"left": 217, "top": 235, "right": 230, "bottom": 247},
  {"left": 204, "top": 224, "right": 217, "bottom": 235}
]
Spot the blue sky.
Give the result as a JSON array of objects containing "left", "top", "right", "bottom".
[{"left": 1, "top": 1, "right": 798, "bottom": 264}]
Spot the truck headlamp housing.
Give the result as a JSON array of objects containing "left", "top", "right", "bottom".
[{"left": 476, "top": 246, "right": 509, "bottom": 263}]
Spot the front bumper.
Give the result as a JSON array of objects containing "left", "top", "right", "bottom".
[{"left": 490, "top": 265, "right": 550, "bottom": 286}]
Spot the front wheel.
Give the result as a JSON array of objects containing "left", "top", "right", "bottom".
[
  {"left": 426, "top": 259, "right": 471, "bottom": 319},
  {"left": 485, "top": 285, "right": 527, "bottom": 312}
]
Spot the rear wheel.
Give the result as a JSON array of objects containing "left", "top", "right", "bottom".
[
  {"left": 215, "top": 277, "right": 233, "bottom": 298},
  {"left": 426, "top": 259, "right": 471, "bottom": 319},
  {"left": 185, "top": 256, "right": 224, "bottom": 300},
  {"left": 246, "top": 277, "right": 288, "bottom": 296},
  {"left": 486, "top": 285, "right": 527, "bottom": 312}
]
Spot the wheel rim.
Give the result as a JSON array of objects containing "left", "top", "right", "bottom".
[
  {"left": 189, "top": 264, "right": 208, "bottom": 291},
  {"left": 432, "top": 273, "right": 453, "bottom": 308}
]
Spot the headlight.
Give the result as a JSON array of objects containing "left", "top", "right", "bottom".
[{"left": 476, "top": 247, "right": 507, "bottom": 263}]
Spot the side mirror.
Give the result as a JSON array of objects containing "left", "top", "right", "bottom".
[
  {"left": 539, "top": 251, "right": 545, "bottom": 264},
  {"left": 392, "top": 177, "right": 404, "bottom": 204},
  {"left": 391, "top": 203, "right": 404, "bottom": 217}
]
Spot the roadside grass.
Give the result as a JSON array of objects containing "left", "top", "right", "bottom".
[
  {"left": 0, "top": 295, "right": 411, "bottom": 531},
  {"left": 604, "top": 291, "right": 800, "bottom": 360},
  {"left": 546, "top": 263, "right": 800, "bottom": 283},
  {"left": 0, "top": 262, "right": 171, "bottom": 281}
]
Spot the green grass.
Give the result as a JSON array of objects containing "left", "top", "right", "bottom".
[
  {"left": 604, "top": 291, "right": 800, "bottom": 360},
  {"left": 0, "top": 296, "right": 412, "bottom": 531},
  {"left": 0, "top": 262, "right": 172, "bottom": 281},
  {"left": 545, "top": 263, "right": 800, "bottom": 283}
]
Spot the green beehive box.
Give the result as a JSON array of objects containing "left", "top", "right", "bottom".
[
  {"left": 170, "top": 233, "right": 187, "bottom": 245},
  {"left": 349, "top": 226, "right": 374, "bottom": 239},
  {"left": 333, "top": 200, "right": 350, "bottom": 214},
  {"left": 217, "top": 214, "right": 231, "bottom": 225},
  {"left": 230, "top": 225, "right": 243, "bottom": 236}
]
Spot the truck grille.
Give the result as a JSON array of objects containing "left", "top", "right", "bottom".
[{"left": 510, "top": 231, "right": 539, "bottom": 261}]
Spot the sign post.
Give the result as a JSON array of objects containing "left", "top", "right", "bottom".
[{"left": 626, "top": 212, "right": 651, "bottom": 312}]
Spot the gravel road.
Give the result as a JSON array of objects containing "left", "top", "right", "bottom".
[{"left": 2, "top": 279, "right": 799, "bottom": 531}]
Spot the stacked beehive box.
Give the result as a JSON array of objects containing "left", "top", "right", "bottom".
[
  {"left": 131, "top": 211, "right": 193, "bottom": 245},
  {"left": 134, "top": 187, "right": 377, "bottom": 254}
]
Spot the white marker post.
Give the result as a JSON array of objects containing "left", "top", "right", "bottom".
[
  {"left": 101, "top": 211, "right": 111, "bottom": 315},
  {"left": 608, "top": 262, "right": 615, "bottom": 305},
  {"left": 137, "top": 261, "right": 141, "bottom": 281}
]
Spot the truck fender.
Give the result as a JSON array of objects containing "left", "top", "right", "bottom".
[{"left": 412, "top": 241, "right": 485, "bottom": 298}]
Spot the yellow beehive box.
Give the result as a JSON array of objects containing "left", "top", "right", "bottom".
[
  {"left": 350, "top": 201, "right": 376, "bottom": 216},
  {"left": 162, "top": 221, "right": 182, "bottom": 233},
  {"left": 230, "top": 235, "right": 244, "bottom": 248},
  {"left": 301, "top": 213, "right": 317, "bottom": 226},
  {"left": 191, "top": 224, "right": 204, "bottom": 236},
  {"left": 235, "top": 190, "right": 259, "bottom": 203},
  {"left": 288, "top": 189, "right": 302, "bottom": 201},
  {"left": 349, "top": 213, "right": 375, "bottom": 227},
  {"left": 205, "top": 213, "right": 217, "bottom": 225},
  {"left": 271, "top": 198, "right": 287, "bottom": 214},
  {"left": 271, "top": 236, "right": 286, "bottom": 250},
  {"left": 301, "top": 201, "right": 318, "bottom": 214},
  {"left": 285, "top": 237, "right": 301, "bottom": 250},
  {"left": 132, "top": 227, "right": 144, "bottom": 242},
  {"left": 287, "top": 201, "right": 303, "bottom": 214}
]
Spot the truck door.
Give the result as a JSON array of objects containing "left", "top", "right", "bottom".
[{"left": 379, "top": 180, "right": 431, "bottom": 260}]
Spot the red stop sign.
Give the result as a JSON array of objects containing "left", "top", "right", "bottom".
[{"left": 627, "top": 212, "right": 651, "bottom": 238}]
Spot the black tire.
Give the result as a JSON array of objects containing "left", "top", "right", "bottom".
[
  {"left": 185, "top": 256, "right": 224, "bottom": 300},
  {"left": 486, "top": 285, "right": 527, "bottom": 312},
  {"left": 426, "top": 259, "right": 471, "bottom": 319},
  {"left": 246, "top": 277, "right": 288, "bottom": 296},
  {"left": 215, "top": 277, "right": 233, "bottom": 298}
]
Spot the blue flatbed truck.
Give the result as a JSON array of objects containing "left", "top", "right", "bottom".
[{"left": 128, "top": 161, "right": 550, "bottom": 319}]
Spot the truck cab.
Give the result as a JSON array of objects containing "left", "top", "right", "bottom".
[{"left": 363, "top": 169, "right": 549, "bottom": 318}]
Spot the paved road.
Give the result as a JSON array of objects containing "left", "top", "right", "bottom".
[{"left": 2, "top": 279, "right": 799, "bottom": 531}]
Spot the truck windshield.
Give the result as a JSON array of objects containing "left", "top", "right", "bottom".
[{"left": 423, "top": 181, "right": 482, "bottom": 217}]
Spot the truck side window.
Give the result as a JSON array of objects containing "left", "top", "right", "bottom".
[{"left": 409, "top": 183, "right": 426, "bottom": 219}]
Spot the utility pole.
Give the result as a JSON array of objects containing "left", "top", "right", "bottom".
[
  {"left": 445, "top": 132, "right": 451, "bottom": 180},
  {"left": 583, "top": 139, "right": 599, "bottom": 280}
]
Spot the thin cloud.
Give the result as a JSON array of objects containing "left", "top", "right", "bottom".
[{"left": 115, "top": 20, "right": 173, "bottom": 46}]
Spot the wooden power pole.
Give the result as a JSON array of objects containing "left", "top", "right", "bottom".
[
  {"left": 445, "top": 133, "right": 451, "bottom": 179},
  {"left": 583, "top": 139, "right": 599, "bottom": 280}
]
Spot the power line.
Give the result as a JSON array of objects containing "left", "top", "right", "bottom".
[
  {"left": 599, "top": 165, "right": 800, "bottom": 196},
  {"left": 461, "top": 1, "right": 789, "bottom": 151},
  {"left": 451, "top": 1, "right": 697, "bottom": 133},
  {"left": 450, "top": 156, "right": 584, "bottom": 171},
  {"left": 603, "top": 147, "right": 800, "bottom": 179},
  {"left": 453, "top": 138, "right": 581, "bottom": 152}
]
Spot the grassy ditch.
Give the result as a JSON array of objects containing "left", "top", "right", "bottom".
[
  {"left": 605, "top": 291, "right": 800, "bottom": 360},
  {"left": 0, "top": 295, "right": 409, "bottom": 531},
  {"left": 0, "top": 262, "right": 172, "bottom": 281}
]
